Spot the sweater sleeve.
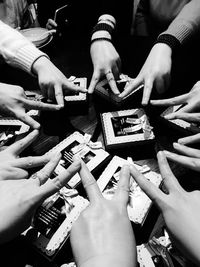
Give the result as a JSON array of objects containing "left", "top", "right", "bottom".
[
  {"left": 161, "top": 0, "right": 200, "bottom": 44},
  {"left": 0, "top": 20, "right": 49, "bottom": 73}
]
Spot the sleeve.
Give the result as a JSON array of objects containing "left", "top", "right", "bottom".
[
  {"left": 0, "top": 20, "right": 49, "bottom": 73},
  {"left": 161, "top": 0, "right": 200, "bottom": 44}
]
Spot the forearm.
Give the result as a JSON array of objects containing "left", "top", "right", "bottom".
[
  {"left": 0, "top": 20, "right": 48, "bottom": 74},
  {"left": 161, "top": 0, "right": 200, "bottom": 44},
  {"left": 79, "top": 255, "right": 136, "bottom": 267}
]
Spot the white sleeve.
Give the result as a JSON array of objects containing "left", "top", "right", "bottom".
[{"left": 0, "top": 20, "right": 49, "bottom": 73}]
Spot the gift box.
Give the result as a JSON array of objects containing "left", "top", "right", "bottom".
[
  {"left": 47, "top": 131, "right": 110, "bottom": 188},
  {"left": 94, "top": 74, "right": 143, "bottom": 112},
  {"left": 97, "top": 155, "right": 162, "bottom": 226},
  {"left": 0, "top": 117, "right": 30, "bottom": 147},
  {"left": 64, "top": 77, "right": 88, "bottom": 115},
  {"left": 160, "top": 104, "right": 200, "bottom": 136},
  {"left": 100, "top": 108, "right": 155, "bottom": 159},
  {"left": 25, "top": 187, "right": 89, "bottom": 261}
]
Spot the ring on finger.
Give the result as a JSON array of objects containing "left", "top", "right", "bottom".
[{"left": 106, "top": 70, "right": 115, "bottom": 82}]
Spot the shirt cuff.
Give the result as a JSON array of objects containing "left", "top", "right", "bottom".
[{"left": 13, "top": 44, "right": 49, "bottom": 74}]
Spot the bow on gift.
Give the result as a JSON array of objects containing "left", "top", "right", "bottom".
[
  {"left": 123, "top": 115, "right": 153, "bottom": 139},
  {"left": 71, "top": 133, "right": 102, "bottom": 155}
]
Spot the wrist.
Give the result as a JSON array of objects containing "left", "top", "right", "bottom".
[
  {"left": 155, "top": 34, "right": 180, "bottom": 54},
  {"left": 79, "top": 255, "right": 134, "bottom": 267},
  {"left": 91, "top": 31, "right": 111, "bottom": 40},
  {"left": 32, "top": 56, "right": 51, "bottom": 75},
  {"left": 91, "top": 14, "right": 116, "bottom": 43},
  {"left": 153, "top": 43, "right": 173, "bottom": 57}
]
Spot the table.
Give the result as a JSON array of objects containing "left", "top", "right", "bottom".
[{"left": 1, "top": 32, "right": 200, "bottom": 267}]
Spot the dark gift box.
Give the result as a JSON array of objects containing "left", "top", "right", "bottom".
[
  {"left": 97, "top": 155, "right": 162, "bottom": 228},
  {"left": 24, "top": 187, "right": 89, "bottom": 261},
  {"left": 64, "top": 77, "right": 88, "bottom": 115},
  {"left": 100, "top": 108, "right": 155, "bottom": 159},
  {"left": 47, "top": 131, "right": 110, "bottom": 188},
  {"left": 94, "top": 74, "right": 143, "bottom": 112},
  {"left": 160, "top": 104, "right": 200, "bottom": 136}
]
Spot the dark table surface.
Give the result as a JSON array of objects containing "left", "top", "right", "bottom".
[{"left": 1, "top": 31, "right": 200, "bottom": 267}]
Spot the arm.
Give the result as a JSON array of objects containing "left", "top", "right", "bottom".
[
  {"left": 161, "top": 0, "right": 200, "bottom": 44},
  {"left": 0, "top": 20, "right": 86, "bottom": 105},
  {"left": 70, "top": 161, "right": 137, "bottom": 267},
  {"left": 0, "top": 20, "right": 48, "bottom": 74},
  {"left": 130, "top": 151, "right": 200, "bottom": 266}
]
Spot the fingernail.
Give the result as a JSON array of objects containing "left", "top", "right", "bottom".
[
  {"left": 57, "top": 104, "right": 64, "bottom": 109},
  {"left": 173, "top": 142, "right": 179, "bottom": 147},
  {"left": 34, "top": 123, "right": 41, "bottom": 129}
]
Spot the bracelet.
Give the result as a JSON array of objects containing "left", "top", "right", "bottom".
[
  {"left": 98, "top": 14, "right": 116, "bottom": 27},
  {"left": 155, "top": 34, "right": 181, "bottom": 52},
  {"left": 91, "top": 37, "right": 112, "bottom": 45},
  {"left": 98, "top": 18, "right": 116, "bottom": 28},
  {"left": 92, "top": 23, "right": 114, "bottom": 36}
]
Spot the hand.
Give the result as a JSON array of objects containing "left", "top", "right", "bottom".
[
  {"left": 0, "top": 153, "right": 81, "bottom": 244},
  {"left": 0, "top": 130, "right": 50, "bottom": 180},
  {"left": 0, "top": 83, "right": 61, "bottom": 129},
  {"left": 163, "top": 142, "right": 200, "bottom": 171},
  {"left": 46, "top": 18, "right": 58, "bottom": 30},
  {"left": 88, "top": 40, "right": 121, "bottom": 94},
  {"left": 151, "top": 80, "right": 200, "bottom": 125},
  {"left": 130, "top": 151, "right": 200, "bottom": 265},
  {"left": 119, "top": 43, "right": 172, "bottom": 105},
  {"left": 32, "top": 57, "right": 87, "bottom": 106},
  {"left": 70, "top": 161, "right": 136, "bottom": 267}
]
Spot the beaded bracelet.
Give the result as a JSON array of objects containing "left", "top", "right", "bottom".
[
  {"left": 98, "top": 18, "right": 116, "bottom": 28},
  {"left": 91, "top": 23, "right": 114, "bottom": 36},
  {"left": 155, "top": 34, "right": 181, "bottom": 52},
  {"left": 91, "top": 37, "right": 112, "bottom": 45}
]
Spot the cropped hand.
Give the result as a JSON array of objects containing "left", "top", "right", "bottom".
[
  {"left": 151, "top": 81, "right": 200, "bottom": 120},
  {"left": 0, "top": 83, "right": 61, "bottom": 129},
  {"left": 70, "top": 161, "right": 136, "bottom": 267},
  {"left": 46, "top": 18, "right": 58, "bottom": 30},
  {"left": 32, "top": 57, "right": 87, "bottom": 106},
  {"left": 119, "top": 43, "right": 172, "bottom": 105},
  {"left": 130, "top": 151, "right": 200, "bottom": 266},
  {"left": 88, "top": 40, "right": 121, "bottom": 94},
  {"left": 0, "top": 130, "right": 50, "bottom": 180},
  {"left": 0, "top": 153, "right": 81, "bottom": 244},
  {"left": 163, "top": 142, "right": 200, "bottom": 172},
  {"left": 151, "top": 81, "right": 200, "bottom": 144}
]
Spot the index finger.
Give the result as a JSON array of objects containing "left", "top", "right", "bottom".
[
  {"left": 54, "top": 84, "right": 64, "bottom": 106},
  {"left": 178, "top": 133, "right": 200, "bottom": 145},
  {"left": 106, "top": 72, "right": 120, "bottom": 94},
  {"left": 7, "top": 129, "right": 39, "bottom": 155},
  {"left": 38, "top": 159, "right": 81, "bottom": 200},
  {"left": 78, "top": 160, "right": 103, "bottom": 202},
  {"left": 150, "top": 93, "right": 189, "bottom": 106},
  {"left": 113, "top": 165, "right": 131, "bottom": 205},
  {"left": 157, "top": 151, "right": 182, "bottom": 192},
  {"left": 129, "top": 164, "right": 164, "bottom": 203},
  {"left": 119, "top": 77, "right": 143, "bottom": 98},
  {"left": 88, "top": 71, "right": 101, "bottom": 94},
  {"left": 23, "top": 98, "right": 62, "bottom": 111},
  {"left": 63, "top": 80, "right": 87, "bottom": 94},
  {"left": 142, "top": 77, "right": 154, "bottom": 105}
]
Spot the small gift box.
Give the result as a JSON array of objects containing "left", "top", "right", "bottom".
[
  {"left": 26, "top": 187, "right": 89, "bottom": 261},
  {"left": 97, "top": 155, "right": 162, "bottom": 225},
  {"left": 64, "top": 77, "right": 88, "bottom": 115},
  {"left": 94, "top": 74, "right": 143, "bottom": 111},
  {"left": 160, "top": 104, "right": 200, "bottom": 135},
  {"left": 47, "top": 131, "right": 110, "bottom": 188},
  {"left": 100, "top": 108, "right": 155, "bottom": 158},
  {"left": 0, "top": 117, "right": 30, "bottom": 147}
]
